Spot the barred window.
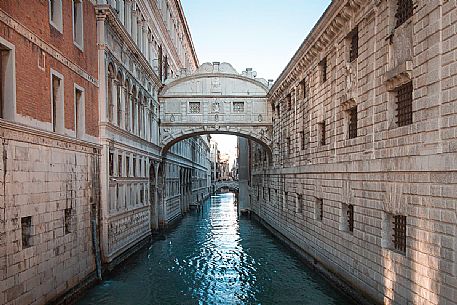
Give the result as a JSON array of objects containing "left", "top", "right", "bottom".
[
  {"left": 109, "top": 152, "right": 114, "bottom": 176},
  {"left": 349, "top": 27, "right": 359, "bottom": 62},
  {"left": 395, "top": 0, "right": 413, "bottom": 28},
  {"left": 396, "top": 82, "right": 413, "bottom": 127},
  {"left": 300, "top": 79, "right": 306, "bottom": 99},
  {"left": 393, "top": 215, "right": 406, "bottom": 253},
  {"left": 348, "top": 106, "right": 358, "bottom": 139},
  {"left": 287, "top": 94, "right": 292, "bottom": 111},
  {"left": 21, "top": 216, "right": 32, "bottom": 248},
  {"left": 64, "top": 208, "right": 72, "bottom": 234},
  {"left": 347, "top": 205, "right": 354, "bottom": 232},
  {"left": 189, "top": 102, "right": 201, "bottom": 113},
  {"left": 319, "top": 58, "right": 327, "bottom": 83},
  {"left": 315, "top": 198, "right": 323, "bottom": 221},
  {"left": 318, "top": 121, "right": 326, "bottom": 146},
  {"left": 233, "top": 102, "right": 245, "bottom": 113}
]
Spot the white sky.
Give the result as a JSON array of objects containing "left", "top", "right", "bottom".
[{"left": 181, "top": 0, "right": 331, "bottom": 158}]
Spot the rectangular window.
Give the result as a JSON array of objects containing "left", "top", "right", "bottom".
[
  {"left": 287, "top": 137, "right": 291, "bottom": 155},
  {"left": 233, "top": 102, "right": 245, "bottom": 113},
  {"left": 51, "top": 71, "right": 64, "bottom": 133},
  {"left": 0, "top": 41, "right": 15, "bottom": 121},
  {"left": 189, "top": 102, "right": 201, "bottom": 114},
  {"left": 109, "top": 152, "right": 114, "bottom": 176},
  {"left": 118, "top": 155, "right": 123, "bottom": 177},
  {"left": 140, "top": 186, "right": 144, "bottom": 203},
  {"left": 74, "top": 86, "right": 85, "bottom": 138},
  {"left": 301, "top": 130, "right": 306, "bottom": 150},
  {"left": 300, "top": 79, "right": 306, "bottom": 99},
  {"left": 126, "top": 156, "right": 130, "bottom": 177},
  {"left": 64, "top": 208, "right": 72, "bottom": 234},
  {"left": 348, "top": 27, "right": 359, "bottom": 62},
  {"left": 49, "top": 0, "right": 63, "bottom": 32},
  {"left": 133, "top": 157, "right": 137, "bottom": 177},
  {"left": 395, "top": 0, "right": 413, "bottom": 28},
  {"left": 268, "top": 188, "right": 271, "bottom": 201},
  {"left": 319, "top": 58, "right": 327, "bottom": 83},
  {"left": 296, "top": 194, "right": 303, "bottom": 214},
  {"left": 393, "top": 215, "right": 407, "bottom": 253},
  {"left": 287, "top": 94, "right": 292, "bottom": 111},
  {"left": 315, "top": 198, "right": 323, "bottom": 221},
  {"left": 341, "top": 203, "right": 354, "bottom": 232},
  {"left": 72, "top": 0, "right": 84, "bottom": 49},
  {"left": 348, "top": 106, "right": 358, "bottom": 139},
  {"left": 21, "top": 216, "right": 32, "bottom": 248},
  {"left": 396, "top": 82, "right": 413, "bottom": 127},
  {"left": 318, "top": 121, "right": 326, "bottom": 146}
]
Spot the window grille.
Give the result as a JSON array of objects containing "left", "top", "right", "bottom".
[
  {"left": 300, "top": 79, "right": 306, "bottom": 99},
  {"left": 393, "top": 215, "right": 406, "bottom": 253},
  {"left": 64, "top": 208, "right": 72, "bottom": 234},
  {"left": 395, "top": 0, "right": 413, "bottom": 28},
  {"left": 21, "top": 216, "right": 32, "bottom": 248},
  {"left": 348, "top": 106, "right": 358, "bottom": 139},
  {"left": 396, "top": 82, "right": 413, "bottom": 127},
  {"left": 316, "top": 198, "right": 323, "bottom": 221},
  {"left": 320, "top": 58, "right": 327, "bottom": 83},
  {"left": 189, "top": 102, "right": 201, "bottom": 113},
  {"left": 109, "top": 152, "right": 114, "bottom": 176},
  {"left": 233, "top": 102, "right": 245, "bottom": 113},
  {"left": 349, "top": 27, "right": 359, "bottom": 62},
  {"left": 347, "top": 205, "right": 354, "bottom": 232},
  {"left": 319, "top": 121, "right": 326, "bottom": 145}
]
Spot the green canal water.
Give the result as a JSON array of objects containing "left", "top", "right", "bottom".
[{"left": 76, "top": 193, "right": 356, "bottom": 305}]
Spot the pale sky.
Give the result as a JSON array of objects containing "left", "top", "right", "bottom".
[{"left": 180, "top": 0, "right": 331, "bottom": 159}]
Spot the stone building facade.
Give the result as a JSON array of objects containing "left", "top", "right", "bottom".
[
  {"left": 0, "top": 1, "right": 210, "bottom": 305},
  {"left": 0, "top": 1, "right": 100, "bottom": 305},
  {"left": 250, "top": 0, "right": 457, "bottom": 304}
]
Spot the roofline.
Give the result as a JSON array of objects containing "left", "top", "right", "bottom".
[
  {"left": 269, "top": 1, "right": 338, "bottom": 96},
  {"left": 175, "top": 0, "right": 199, "bottom": 68}
]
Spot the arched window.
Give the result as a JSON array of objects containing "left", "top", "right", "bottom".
[
  {"left": 116, "top": 72, "right": 123, "bottom": 127},
  {"left": 132, "top": 86, "right": 137, "bottom": 135},
  {"left": 107, "top": 64, "right": 115, "bottom": 122},
  {"left": 124, "top": 79, "right": 130, "bottom": 131}
]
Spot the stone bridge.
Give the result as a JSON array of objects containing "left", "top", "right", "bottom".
[
  {"left": 159, "top": 62, "right": 273, "bottom": 154},
  {"left": 215, "top": 180, "right": 239, "bottom": 192}
]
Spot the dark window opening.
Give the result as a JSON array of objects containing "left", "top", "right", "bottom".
[
  {"left": 393, "top": 215, "right": 406, "bottom": 253},
  {"left": 109, "top": 152, "right": 114, "bottom": 176},
  {"left": 300, "top": 79, "right": 306, "bottom": 99},
  {"left": 287, "top": 94, "right": 292, "bottom": 111},
  {"left": 64, "top": 208, "right": 72, "bottom": 234},
  {"left": 21, "top": 216, "right": 32, "bottom": 248},
  {"left": 287, "top": 137, "right": 291, "bottom": 155},
  {"left": 126, "top": 156, "right": 130, "bottom": 177},
  {"left": 301, "top": 130, "right": 306, "bottom": 150},
  {"left": 317, "top": 199, "right": 323, "bottom": 221},
  {"left": 319, "top": 121, "right": 326, "bottom": 146},
  {"left": 133, "top": 157, "right": 137, "bottom": 177},
  {"left": 319, "top": 58, "right": 327, "bottom": 83},
  {"left": 348, "top": 106, "right": 358, "bottom": 139},
  {"left": 347, "top": 205, "right": 354, "bottom": 232},
  {"left": 118, "top": 155, "right": 122, "bottom": 177},
  {"left": 396, "top": 81, "right": 413, "bottom": 127},
  {"left": 349, "top": 27, "right": 359, "bottom": 62},
  {"left": 395, "top": 0, "right": 413, "bottom": 28}
]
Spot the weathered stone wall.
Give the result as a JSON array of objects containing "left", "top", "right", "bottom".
[
  {"left": 251, "top": 1, "right": 457, "bottom": 304},
  {"left": 0, "top": 122, "right": 100, "bottom": 305}
]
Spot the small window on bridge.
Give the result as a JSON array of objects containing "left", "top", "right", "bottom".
[
  {"left": 189, "top": 102, "right": 201, "bottom": 114},
  {"left": 233, "top": 102, "right": 245, "bottom": 113}
]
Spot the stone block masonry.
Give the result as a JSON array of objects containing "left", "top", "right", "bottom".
[
  {"left": 250, "top": 0, "right": 457, "bottom": 304},
  {"left": 0, "top": 121, "right": 101, "bottom": 305}
]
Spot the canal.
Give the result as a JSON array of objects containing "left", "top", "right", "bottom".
[{"left": 76, "top": 193, "right": 356, "bottom": 305}]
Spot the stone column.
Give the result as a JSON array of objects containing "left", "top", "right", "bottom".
[
  {"left": 143, "top": 28, "right": 149, "bottom": 60},
  {"left": 137, "top": 20, "right": 143, "bottom": 51}
]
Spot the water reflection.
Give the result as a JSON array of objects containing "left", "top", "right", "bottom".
[{"left": 76, "top": 193, "right": 355, "bottom": 305}]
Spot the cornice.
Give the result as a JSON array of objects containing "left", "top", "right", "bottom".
[
  {"left": 173, "top": 0, "right": 199, "bottom": 67},
  {"left": 269, "top": 0, "right": 371, "bottom": 101},
  {"left": 96, "top": 5, "right": 162, "bottom": 87}
]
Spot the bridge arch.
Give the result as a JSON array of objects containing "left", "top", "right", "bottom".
[{"left": 159, "top": 62, "right": 272, "bottom": 156}]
